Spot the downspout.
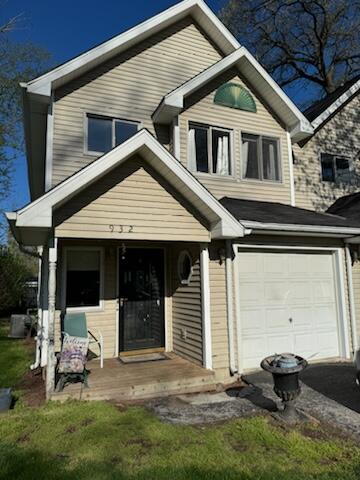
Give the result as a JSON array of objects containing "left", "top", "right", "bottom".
[
  {"left": 225, "top": 239, "right": 236, "bottom": 375},
  {"left": 345, "top": 245, "right": 358, "bottom": 355},
  {"left": 232, "top": 243, "right": 242, "bottom": 375}
]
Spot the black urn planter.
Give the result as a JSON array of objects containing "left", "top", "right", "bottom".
[{"left": 261, "top": 353, "right": 308, "bottom": 421}]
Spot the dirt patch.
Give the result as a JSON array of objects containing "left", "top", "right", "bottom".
[
  {"left": 81, "top": 418, "right": 94, "bottom": 427},
  {"left": 16, "top": 432, "right": 30, "bottom": 444},
  {"left": 18, "top": 368, "right": 46, "bottom": 407},
  {"left": 65, "top": 425, "right": 77, "bottom": 434}
]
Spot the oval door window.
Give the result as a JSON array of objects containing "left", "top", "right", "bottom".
[{"left": 178, "top": 250, "right": 193, "bottom": 285}]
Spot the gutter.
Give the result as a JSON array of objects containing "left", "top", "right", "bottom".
[
  {"left": 225, "top": 240, "right": 236, "bottom": 375},
  {"left": 239, "top": 220, "right": 360, "bottom": 237}
]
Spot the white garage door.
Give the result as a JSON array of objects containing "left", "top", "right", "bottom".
[{"left": 239, "top": 250, "right": 340, "bottom": 370}]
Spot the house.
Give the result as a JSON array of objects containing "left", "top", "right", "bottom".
[{"left": 7, "top": 0, "right": 360, "bottom": 400}]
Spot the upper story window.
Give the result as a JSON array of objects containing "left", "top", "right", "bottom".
[
  {"left": 320, "top": 152, "right": 352, "bottom": 184},
  {"left": 188, "top": 123, "right": 232, "bottom": 176},
  {"left": 86, "top": 114, "right": 139, "bottom": 154},
  {"left": 242, "top": 133, "right": 281, "bottom": 182}
]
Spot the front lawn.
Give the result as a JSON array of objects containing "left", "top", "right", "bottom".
[
  {"left": 0, "top": 320, "right": 360, "bottom": 480},
  {"left": 0, "top": 318, "right": 33, "bottom": 388}
]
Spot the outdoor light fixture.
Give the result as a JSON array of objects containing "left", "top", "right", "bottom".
[
  {"left": 218, "top": 247, "right": 226, "bottom": 265},
  {"left": 261, "top": 353, "right": 308, "bottom": 422}
]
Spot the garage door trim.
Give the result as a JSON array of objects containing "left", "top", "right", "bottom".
[{"left": 233, "top": 244, "right": 350, "bottom": 373}]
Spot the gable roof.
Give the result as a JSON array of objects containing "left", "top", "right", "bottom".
[
  {"left": 220, "top": 197, "right": 360, "bottom": 237},
  {"left": 6, "top": 130, "right": 245, "bottom": 245},
  {"left": 153, "top": 47, "right": 313, "bottom": 142},
  {"left": 22, "top": 0, "right": 239, "bottom": 99},
  {"left": 304, "top": 75, "right": 360, "bottom": 130}
]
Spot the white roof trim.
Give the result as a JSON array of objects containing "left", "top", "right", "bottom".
[
  {"left": 8, "top": 129, "right": 244, "bottom": 240},
  {"left": 240, "top": 220, "right": 360, "bottom": 237},
  {"left": 153, "top": 47, "right": 313, "bottom": 141},
  {"left": 23, "top": 0, "right": 240, "bottom": 98},
  {"left": 311, "top": 78, "right": 360, "bottom": 130}
]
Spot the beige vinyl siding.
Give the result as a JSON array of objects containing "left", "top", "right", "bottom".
[
  {"left": 54, "top": 156, "right": 210, "bottom": 242},
  {"left": 171, "top": 244, "right": 203, "bottom": 365},
  {"left": 179, "top": 70, "right": 291, "bottom": 203},
  {"left": 52, "top": 17, "right": 223, "bottom": 186},
  {"left": 209, "top": 241, "right": 230, "bottom": 374},
  {"left": 294, "top": 95, "right": 360, "bottom": 211}
]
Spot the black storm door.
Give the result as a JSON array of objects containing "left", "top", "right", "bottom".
[{"left": 119, "top": 248, "right": 165, "bottom": 352}]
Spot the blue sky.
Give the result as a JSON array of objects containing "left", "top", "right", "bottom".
[{"left": 1, "top": 0, "right": 303, "bottom": 213}]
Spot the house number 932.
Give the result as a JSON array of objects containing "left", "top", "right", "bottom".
[{"left": 109, "top": 224, "right": 134, "bottom": 233}]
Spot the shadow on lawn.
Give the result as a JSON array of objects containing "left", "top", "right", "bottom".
[{"left": 0, "top": 442, "right": 356, "bottom": 480}]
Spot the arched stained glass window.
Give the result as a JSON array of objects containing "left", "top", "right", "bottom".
[{"left": 214, "top": 83, "right": 257, "bottom": 113}]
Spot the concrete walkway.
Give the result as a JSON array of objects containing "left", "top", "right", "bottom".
[{"left": 148, "top": 362, "right": 360, "bottom": 439}]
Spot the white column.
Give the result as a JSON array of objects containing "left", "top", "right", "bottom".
[
  {"left": 46, "top": 238, "right": 58, "bottom": 399},
  {"left": 345, "top": 246, "right": 358, "bottom": 354},
  {"left": 200, "top": 244, "right": 212, "bottom": 370},
  {"left": 225, "top": 240, "right": 236, "bottom": 374},
  {"left": 41, "top": 248, "right": 49, "bottom": 367}
]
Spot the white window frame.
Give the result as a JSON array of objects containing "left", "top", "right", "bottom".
[
  {"left": 188, "top": 121, "right": 234, "bottom": 177},
  {"left": 240, "top": 131, "right": 282, "bottom": 183},
  {"left": 319, "top": 151, "right": 353, "bottom": 184},
  {"left": 84, "top": 113, "right": 140, "bottom": 156},
  {"left": 62, "top": 246, "right": 104, "bottom": 313}
]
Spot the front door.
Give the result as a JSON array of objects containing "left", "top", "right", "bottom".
[{"left": 119, "top": 248, "right": 165, "bottom": 353}]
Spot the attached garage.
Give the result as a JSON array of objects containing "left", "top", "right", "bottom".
[{"left": 238, "top": 249, "right": 347, "bottom": 371}]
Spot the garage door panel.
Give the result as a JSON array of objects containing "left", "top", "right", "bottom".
[
  {"left": 291, "top": 306, "right": 313, "bottom": 329},
  {"left": 265, "top": 308, "right": 289, "bottom": 333},
  {"left": 313, "top": 305, "right": 337, "bottom": 329},
  {"left": 264, "top": 282, "right": 290, "bottom": 304},
  {"left": 239, "top": 282, "right": 263, "bottom": 304},
  {"left": 313, "top": 280, "right": 335, "bottom": 302},
  {"left": 241, "top": 308, "right": 265, "bottom": 334},
  {"left": 293, "top": 332, "right": 317, "bottom": 358},
  {"left": 264, "top": 254, "right": 287, "bottom": 276},
  {"left": 239, "top": 250, "right": 341, "bottom": 370}
]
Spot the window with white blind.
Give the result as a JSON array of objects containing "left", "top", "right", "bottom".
[
  {"left": 65, "top": 249, "right": 102, "bottom": 309},
  {"left": 320, "top": 152, "right": 352, "bottom": 183},
  {"left": 241, "top": 132, "right": 281, "bottom": 182},
  {"left": 188, "top": 123, "right": 232, "bottom": 176}
]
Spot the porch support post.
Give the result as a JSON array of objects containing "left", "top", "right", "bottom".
[
  {"left": 40, "top": 247, "right": 49, "bottom": 368},
  {"left": 225, "top": 240, "right": 236, "bottom": 375},
  {"left": 46, "top": 238, "right": 58, "bottom": 399},
  {"left": 200, "top": 244, "right": 212, "bottom": 370}
]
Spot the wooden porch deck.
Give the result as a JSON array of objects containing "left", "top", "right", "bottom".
[{"left": 51, "top": 353, "right": 217, "bottom": 402}]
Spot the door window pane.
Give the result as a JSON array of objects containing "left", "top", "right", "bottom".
[
  {"left": 66, "top": 250, "right": 100, "bottom": 308},
  {"left": 262, "top": 137, "right": 280, "bottom": 181},
  {"left": 115, "top": 121, "right": 138, "bottom": 146},
  {"left": 87, "top": 116, "right": 112, "bottom": 153},
  {"left": 242, "top": 133, "right": 259, "bottom": 179},
  {"left": 194, "top": 127, "right": 209, "bottom": 173},
  {"left": 212, "top": 129, "right": 231, "bottom": 175}
]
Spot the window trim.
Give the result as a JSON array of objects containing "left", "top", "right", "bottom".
[
  {"left": 240, "top": 131, "right": 282, "bottom": 184},
  {"left": 61, "top": 246, "right": 105, "bottom": 313},
  {"left": 188, "top": 121, "right": 234, "bottom": 178},
  {"left": 319, "top": 151, "right": 353, "bottom": 184},
  {"left": 84, "top": 113, "right": 140, "bottom": 156}
]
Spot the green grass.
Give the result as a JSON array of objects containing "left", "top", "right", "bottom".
[
  {"left": 0, "top": 318, "right": 33, "bottom": 388},
  {"left": 0, "top": 320, "right": 360, "bottom": 480}
]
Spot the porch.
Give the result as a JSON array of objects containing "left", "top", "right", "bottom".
[{"left": 52, "top": 353, "right": 217, "bottom": 402}]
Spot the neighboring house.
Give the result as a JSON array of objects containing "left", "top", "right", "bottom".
[
  {"left": 7, "top": 0, "right": 360, "bottom": 400},
  {"left": 293, "top": 75, "right": 360, "bottom": 212}
]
